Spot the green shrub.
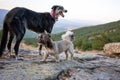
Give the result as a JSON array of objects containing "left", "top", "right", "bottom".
[
  {"left": 81, "top": 41, "right": 92, "bottom": 51},
  {"left": 74, "top": 38, "right": 82, "bottom": 49},
  {"left": 24, "top": 38, "right": 38, "bottom": 47},
  {"left": 91, "top": 34, "right": 109, "bottom": 50},
  {"left": 91, "top": 39, "right": 105, "bottom": 50}
]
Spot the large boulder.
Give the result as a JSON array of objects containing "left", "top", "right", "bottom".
[{"left": 103, "top": 43, "right": 120, "bottom": 57}]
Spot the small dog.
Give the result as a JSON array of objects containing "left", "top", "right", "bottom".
[{"left": 37, "top": 30, "right": 75, "bottom": 62}]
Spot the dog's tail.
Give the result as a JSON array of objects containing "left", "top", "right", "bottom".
[{"left": 0, "top": 22, "right": 9, "bottom": 57}]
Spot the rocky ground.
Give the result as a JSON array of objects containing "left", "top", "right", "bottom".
[{"left": 0, "top": 49, "right": 120, "bottom": 80}]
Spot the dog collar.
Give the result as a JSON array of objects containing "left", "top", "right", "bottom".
[
  {"left": 50, "top": 11, "right": 58, "bottom": 21},
  {"left": 50, "top": 11, "right": 55, "bottom": 18}
]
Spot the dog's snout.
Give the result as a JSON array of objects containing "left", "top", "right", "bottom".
[
  {"left": 64, "top": 10, "right": 67, "bottom": 13},
  {"left": 70, "top": 35, "right": 75, "bottom": 41}
]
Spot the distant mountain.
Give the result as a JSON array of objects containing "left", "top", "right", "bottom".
[
  {"left": 52, "top": 19, "right": 93, "bottom": 33},
  {"left": 0, "top": 9, "right": 8, "bottom": 28}
]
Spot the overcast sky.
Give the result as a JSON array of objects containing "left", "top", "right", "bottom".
[{"left": 0, "top": 0, "right": 120, "bottom": 23}]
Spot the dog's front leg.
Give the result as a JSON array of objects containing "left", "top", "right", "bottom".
[
  {"left": 42, "top": 52, "right": 49, "bottom": 62},
  {"left": 65, "top": 50, "right": 68, "bottom": 60},
  {"left": 69, "top": 51, "right": 73, "bottom": 60},
  {"left": 39, "top": 44, "right": 42, "bottom": 55},
  {"left": 55, "top": 54, "right": 60, "bottom": 62}
]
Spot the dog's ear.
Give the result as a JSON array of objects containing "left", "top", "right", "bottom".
[{"left": 51, "top": 5, "right": 58, "bottom": 11}]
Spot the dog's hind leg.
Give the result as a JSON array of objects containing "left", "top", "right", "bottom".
[
  {"left": 7, "top": 33, "right": 14, "bottom": 56},
  {"left": 12, "top": 18, "right": 26, "bottom": 60},
  {"left": 0, "top": 22, "right": 9, "bottom": 57},
  {"left": 14, "top": 31, "right": 25, "bottom": 60}
]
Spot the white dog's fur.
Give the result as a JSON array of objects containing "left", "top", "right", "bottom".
[
  {"left": 61, "top": 30, "right": 74, "bottom": 41},
  {"left": 42, "top": 31, "right": 75, "bottom": 62}
]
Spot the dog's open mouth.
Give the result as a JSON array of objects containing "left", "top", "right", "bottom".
[
  {"left": 59, "top": 11, "right": 64, "bottom": 17},
  {"left": 60, "top": 10, "right": 67, "bottom": 17}
]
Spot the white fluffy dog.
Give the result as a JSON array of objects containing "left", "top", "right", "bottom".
[{"left": 38, "top": 31, "right": 75, "bottom": 62}]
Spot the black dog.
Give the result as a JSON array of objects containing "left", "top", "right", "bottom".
[{"left": 0, "top": 5, "right": 67, "bottom": 59}]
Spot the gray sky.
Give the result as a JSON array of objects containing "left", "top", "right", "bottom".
[{"left": 0, "top": 0, "right": 120, "bottom": 23}]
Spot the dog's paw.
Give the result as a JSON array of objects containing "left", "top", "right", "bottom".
[
  {"left": 15, "top": 56, "right": 24, "bottom": 61},
  {"left": 55, "top": 59, "right": 61, "bottom": 63},
  {"left": 41, "top": 59, "right": 47, "bottom": 62},
  {"left": 9, "top": 55, "right": 16, "bottom": 58},
  {"left": 39, "top": 51, "right": 47, "bottom": 56}
]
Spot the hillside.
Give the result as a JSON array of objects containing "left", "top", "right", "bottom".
[{"left": 52, "top": 20, "right": 120, "bottom": 50}]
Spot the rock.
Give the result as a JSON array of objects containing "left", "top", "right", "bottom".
[
  {"left": 103, "top": 43, "right": 120, "bottom": 58},
  {"left": 0, "top": 49, "right": 120, "bottom": 80}
]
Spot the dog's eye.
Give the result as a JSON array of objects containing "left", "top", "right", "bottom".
[{"left": 59, "top": 11, "right": 62, "bottom": 14}]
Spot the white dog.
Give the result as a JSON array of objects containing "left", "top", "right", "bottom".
[{"left": 38, "top": 31, "right": 75, "bottom": 62}]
